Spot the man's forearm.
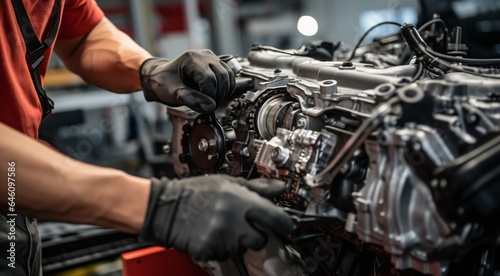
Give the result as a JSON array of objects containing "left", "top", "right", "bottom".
[
  {"left": 0, "top": 123, "right": 150, "bottom": 233},
  {"left": 55, "top": 17, "right": 152, "bottom": 93}
]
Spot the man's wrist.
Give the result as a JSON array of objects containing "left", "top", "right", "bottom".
[{"left": 139, "top": 57, "right": 170, "bottom": 102}]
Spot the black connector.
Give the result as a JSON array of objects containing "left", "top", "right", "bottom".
[{"left": 400, "top": 24, "right": 429, "bottom": 56}]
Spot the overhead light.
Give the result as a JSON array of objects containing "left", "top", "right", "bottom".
[{"left": 297, "top": 15, "right": 318, "bottom": 36}]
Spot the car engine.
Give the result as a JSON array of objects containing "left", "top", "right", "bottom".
[{"left": 164, "top": 19, "right": 500, "bottom": 276}]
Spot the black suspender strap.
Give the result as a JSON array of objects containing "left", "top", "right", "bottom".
[{"left": 10, "top": 0, "right": 62, "bottom": 118}]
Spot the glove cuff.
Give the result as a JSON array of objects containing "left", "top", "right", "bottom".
[
  {"left": 139, "top": 57, "right": 169, "bottom": 102},
  {"left": 138, "top": 178, "right": 184, "bottom": 247},
  {"left": 138, "top": 178, "right": 164, "bottom": 244}
]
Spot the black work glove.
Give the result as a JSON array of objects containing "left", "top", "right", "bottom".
[
  {"left": 139, "top": 50, "right": 236, "bottom": 113},
  {"left": 139, "top": 175, "right": 295, "bottom": 261}
]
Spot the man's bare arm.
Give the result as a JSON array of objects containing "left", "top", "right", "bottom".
[
  {"left": 0, "top": 123, "right": 150, "bottom": 233},
  {"left": 54, "top": 17, "right": 152, "bottom": 93}
]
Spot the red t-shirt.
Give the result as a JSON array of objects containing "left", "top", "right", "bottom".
[{"left": 0, "top": 0, "right": 104, "bottom": 139}]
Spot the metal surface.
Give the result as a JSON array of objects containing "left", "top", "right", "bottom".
[
  {"left": 166, "top": 23, "right": 500, "bottom": 275},
  {"left": 352, "top": 128, "right": 459, "bottom": 273}
]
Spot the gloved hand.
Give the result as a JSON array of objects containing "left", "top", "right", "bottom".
[
  {"left": 139, "top": 50, "right": 236, "bottom": 113},
  {"left": 139, "top": 175, "right": 295, "bottom": 261}
]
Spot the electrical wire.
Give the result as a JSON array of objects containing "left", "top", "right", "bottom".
[
  {"left": 415, "top": 18, "right": 500, "bottom": 66},
  {"left": 426, "top": 48, "right": 500, "bottom": 66},
  {"left": 348, "top": 21, "right": 402, "bottom": 61},
  {"left": 417, "top": 18, "right": 449, "bottom": 34},
  {"left": 417, "top": 18, "right": 449, "bottom": 51},
  {"left": 251, "top": 44, "right": 297, "bottom": 56},
  {"left": 258, "top": 18, "right": 500, "bottom": 78},
  {"left": 410, "top": 62, "right": 424, "bottom": 82},
  {"left": 423, "top": 51, "right": 500, "bottom": 79},
  {"left": 399, "top": 18, "right": 500, "bottom": 78}
]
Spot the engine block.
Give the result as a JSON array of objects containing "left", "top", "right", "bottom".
[{"left": 165, "top": 23, "right": 500, "bottom": 275}]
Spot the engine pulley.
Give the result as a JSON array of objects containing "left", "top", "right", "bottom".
[{"left": 180, "top": 114, "right": 230, "bottom": 174}]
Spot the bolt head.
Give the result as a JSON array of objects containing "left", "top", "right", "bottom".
[
  {"left": 163, "top": 145, "right": 171, "bottom": 154},
  {"left": 231, "top": 120, "right": 238, "bottom": 129},
  {"left": 198, "top": 138, "right": 209, "bottom": 152},
  {"left": 271, "top": 147, "right": 281, "bottom": 158},
  {"left": 271, "top": 146, "right": 289, "bottom": 164},
  {"left": 240, "top": 147, "right": 250, "bottom": 157},
  {"left": 297, "top": 118, "right": 307, "bottom": 128},
  {"left": 342, "top": 61, "right": 353, "bottom": 67}
]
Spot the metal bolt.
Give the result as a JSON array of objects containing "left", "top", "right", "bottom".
[
  {"left": 320, "top": 79, "right": 337, "bottom": 98},
  {"left": 342, "top": 61, "right": 353, "bottom": 67},
  {"left": 240, "top": 147, "right": 250, "bottom": 157},
  {"left": 271, "top": 147, "right": 280, "bottom": 158},
  {"left": 271, "top": 146, "right": 289, "bottom": 164},
  {"left": 231, "top": 120, "right": 238, "bottom": 129},
  {"left": 198, "top": 138, "right": 209, "bottom": 152},
  {"left": 163, "top": 144, "right": 171, "bottom": 154},
  {"left": 297, "top": 118, "right": 307, "bottom": 128},
  {"left": 231, "top": 101, "right": 240, "bottom": 108}
]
